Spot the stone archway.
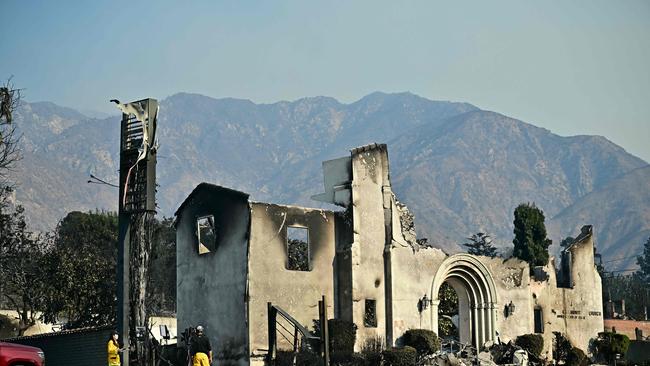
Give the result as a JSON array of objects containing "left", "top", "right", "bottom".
[{"left": 430, "top": 254, "right": 498, "bottom": 350}]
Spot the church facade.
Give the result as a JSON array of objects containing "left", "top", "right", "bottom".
[{"left": 174, "top": 143, "right": 603, "bottom": 365}]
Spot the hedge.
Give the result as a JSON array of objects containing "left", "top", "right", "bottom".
[
  {"left": 382, "top": 346, "right": 417, "bottom": 366},
  {"left": 515, "top": 334, "right": 544, "bottom": 358},
  {"left": 328, "top": 319, "right": 358, "bottom": 355},
  {"left": 401, "top": 329, "right": 440, "bottom": 357},
  {"left": 313, "top": 318, "right": 358, "bottom": 356},
  {"left": 566, "top": 347, "right": 588, "bottom": 366}
]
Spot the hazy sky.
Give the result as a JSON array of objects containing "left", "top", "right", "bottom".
[{"left": 2, "top": 1, "right": 649, "bottom": 161}]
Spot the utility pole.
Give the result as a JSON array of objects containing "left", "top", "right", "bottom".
[{"left": 113, "top": 98, "right": 158, "bottom": 365}]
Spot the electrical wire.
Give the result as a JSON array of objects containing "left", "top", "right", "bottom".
[{"left": 602, "top": 255, "right": 640, "bottom": 264}]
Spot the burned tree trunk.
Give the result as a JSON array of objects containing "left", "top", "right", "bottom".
[{"left": 129, "top": 211, "right": 155, "bottom": 366}]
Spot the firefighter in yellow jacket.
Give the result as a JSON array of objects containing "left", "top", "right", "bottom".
[
  {"left": 191, "top": 325, "right": 213, "bottom": 366},
  {"left": 107, "top": 330, "right": 124, "bottom": 366}
]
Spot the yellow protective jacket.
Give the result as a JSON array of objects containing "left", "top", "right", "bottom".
[{"left": 108, "top": 340, "right": 121, "bottom": 366}]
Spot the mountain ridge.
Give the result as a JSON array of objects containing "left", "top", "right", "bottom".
[{"left": 8, "top": 92, "right": 649, "bottom": 271}]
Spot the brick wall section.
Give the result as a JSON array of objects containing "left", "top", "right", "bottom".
[
  {"left": 604, "top": 319, "right": 650, "bottom": 340},
  {"left": 4, "top": 325, "right": 112, "bottom": 366}
]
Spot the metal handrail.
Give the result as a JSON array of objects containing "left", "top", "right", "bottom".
[{"left": 273, "top": 305, "right": 319, "bottom": 342}]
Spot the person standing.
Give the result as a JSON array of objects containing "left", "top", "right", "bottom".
[
  {"left": 191, "top": 325, "right": 213, "bottom": 366},
  {"left": 107, "top": 330, "right": 124, "bottom": 366}
]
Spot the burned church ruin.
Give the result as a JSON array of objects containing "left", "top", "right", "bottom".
[{"left": 174, "top": 143, "right": 603, "bottom": 365}]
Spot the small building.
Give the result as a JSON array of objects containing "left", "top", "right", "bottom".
[{"left": 174, "top": 143, "right": 603, "bottom": 365}]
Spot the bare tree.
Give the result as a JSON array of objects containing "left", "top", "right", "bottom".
[{"left": 0, "top": 77, "right": 22, "bottom": 186}]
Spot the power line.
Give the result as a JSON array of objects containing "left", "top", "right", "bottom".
[
  {"left": 601, "top": 269, "right": 639, "bottom": 278},
  {"left": 87, "top": 174, "right": 118, "bottom": 188},
  {"left": 602, "top": 255, "right": 640, "bottom": 264}
]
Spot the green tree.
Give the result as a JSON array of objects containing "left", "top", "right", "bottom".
[
  {"left": 594, "top": 332, "right": 630, "bottom": 363},
  {"left": 42, "top": 211, "right": 118, "bottom": 328},
  {"left": 437, "top": 282, "right": 458, "bottom": 338},
  {"left": 463, "top": 232, "right": 497, "bottom": 257},
  {"left": 602, "top": 274, "right": 647, "bottom": 320},
  {"left": 0, "top": 203, "right": 49, "bottom": 336},
  {"left": 560, "top": 236, "right": 575, "bottom": 248},
  {"left": 147, "top": 217, "right": 177, "bottom": 313},
  {"left": 512, "top": 203, "right": 552, "bottom": 267},
  {"left": 636, "top": 236, "right": 650, "bottom": 284}
]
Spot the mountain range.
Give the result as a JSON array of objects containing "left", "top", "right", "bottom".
[{"left": 9, "top": 92, "right": 650, "bottom": 272}]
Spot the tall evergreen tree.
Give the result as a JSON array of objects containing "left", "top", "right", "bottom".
[
  {"left": 463, "top": 232, "right": 497, "bottom": 257},
  {"left": 512, "top": 203, "right": 552, "bottom": 267},
  {"left": 636, "top": 236, "right": 650, "bottom": 284}
]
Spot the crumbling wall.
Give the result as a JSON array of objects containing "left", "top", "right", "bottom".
[
  {"left": 175, "top": 185, "right": 250, "bottom": 365},
  {"left": 530, "top": 228, "right": 603, "bottom": 355},
  {"left": 247, "top": 202, "right": 336, "bottom": 359},
  {"left": 347, "top": 144, "right": 392, "bottom": 349},
  {"left": 478, "top": 256, "right": 533, "bottom": 349},
  {"left": 476, "top": 228, "right": 603, "bottom": 357}
]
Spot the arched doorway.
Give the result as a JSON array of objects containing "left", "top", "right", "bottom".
[{"left": 430, "top": 254, "right": 498, "bottom": 350}]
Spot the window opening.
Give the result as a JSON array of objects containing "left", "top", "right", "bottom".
[
  {"left": 197, "top": 215, "right": 217, "bottom": 254},
  {"left": 364, "top": 299, "right": 377, "bottom": 328},
  {"left": 287, "top": 226, "right": 310, "bottom": 271},
  {"left": 534, "top": 307, "right": 544, "bottom": 333}
]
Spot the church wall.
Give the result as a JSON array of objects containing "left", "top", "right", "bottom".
[
  {"left": 175, "top": 186, "right": 250, "bottom": 366},
  {"left": 247, "top": 202, "right": 336, "bottom": 359},
  {"left": 389, "top": 245, "right": 446, "bottom": 343}
]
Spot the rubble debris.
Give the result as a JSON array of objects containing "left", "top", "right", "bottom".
[
  {"left": 500, "top": 268, "right": 523, "bottom": 288},
  {"left": 395, "top": 198, "right": 418, "bottom": 248},
  {"left": 512, "top": 349, "right": 528, "bottom": 366}
]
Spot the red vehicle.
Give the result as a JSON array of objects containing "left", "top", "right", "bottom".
[{"left": 0, "top": 342, "right": 45, "bottom": 366}]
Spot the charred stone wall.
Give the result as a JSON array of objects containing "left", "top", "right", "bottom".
[{"left": 175, "top": 184, "right": 251, "bottom": 365}]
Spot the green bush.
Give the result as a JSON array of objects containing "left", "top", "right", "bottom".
[
  {"left": 276, "top": 349, "right": 324, "bottom": 366},
  {"left": 330, "top": 352, "right": 372, "bottom": 366},
  {"left": 360, "top": 336, "right": 383, "bottom": 366},
  {"left": 594, "top": 332, "right": 630, "bottom": 362},
  {"left": 315, "top": 319, "right": 357, "bottom": 355},
  {"left": 382, "top": 346, "right": 417, "bottom": 366},
  {"left": 330, "top": 319, "right": 358, "bottom": 354},
  {"left": 515, "top": 334, "right": 544, "bottom": 357},
  {"left": 566, "top": 347, "right": 588, "bottom": 366},
  {"left": 552, "top": 332, "right": 588, "bottom": 366},
  {"left": 349, "top": 353, "right": 368, "bottom": 366},
  {"left": 402, "top": 329, "right": 440, "bottom": 356}
]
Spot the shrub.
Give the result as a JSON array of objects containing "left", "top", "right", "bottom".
[
  {"left": 515, "top": 334, "right": 544, "bottom": 358},
  {"left": 276, "top": 349, "right": 324, "bottom": 366},
  {"left": 349, "top": 353, "right": 368, "bottom": 366},
  {"left": 566, "top": 347, "right": 588, "bottom": 366},
  {"left": 594, "top": 332, "right": 630, "bottom": 362},
  {"left": 401, "top": 329, "right": 440, "bottom": 357},
  {"left": 330, "top": 352, "right": 370, "bottom": 366},
  {"left": 361, "top": 336, "right": 383, "bottom": 366},
  {"left": 382, "top": 346, "right": 417, "bottom": 366},
  {"left": 314, "top": 319, "right": 358, "bottom": 355},
  {"left": 552, "top": 332, "right": 588, "bottom": 366},
  {"left": 553, "top": 332, "right": 573, "bottom": 362}
]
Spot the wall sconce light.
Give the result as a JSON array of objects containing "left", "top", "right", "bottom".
[
  {"left": 505, "top": 301, "right": 516, "bottom": 318},
  {"left": 418, "top": 294, "right": 433, "bottom": 312}
]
